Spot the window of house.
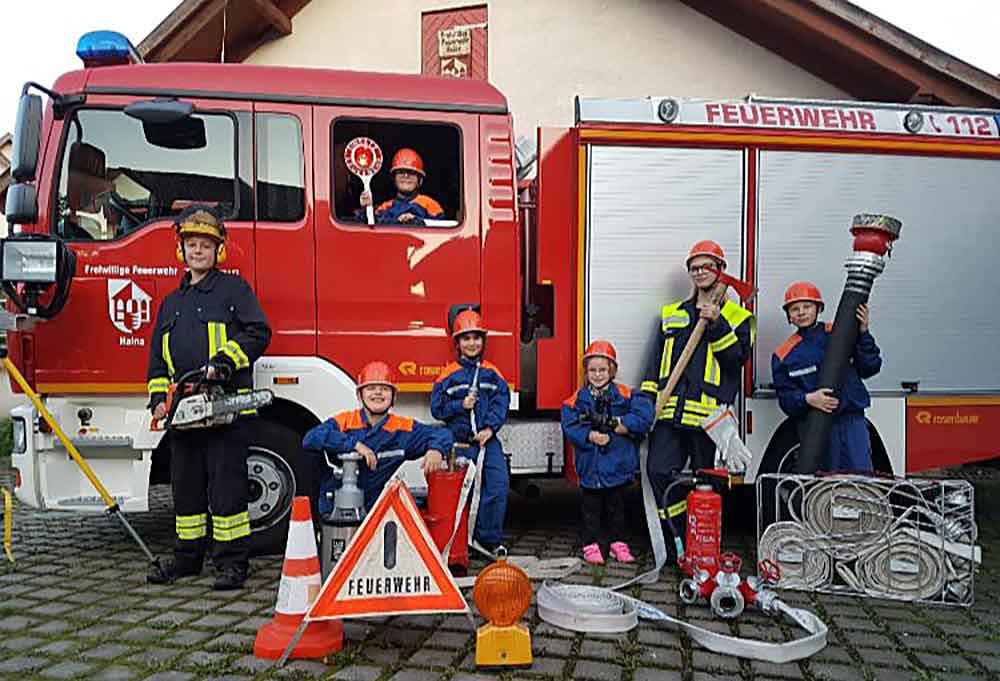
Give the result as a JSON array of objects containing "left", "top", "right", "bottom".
[
  {"left": 332, "top": 119, "right": 461, "bottom": 228},
  {"left": 54, "top": 108, "right": 247, "bottom": 241},
  {"left": 256, "top": 113, "right": 305, "bottom": 222}
]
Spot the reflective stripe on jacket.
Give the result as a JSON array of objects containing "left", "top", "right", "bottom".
[{"left": 640, "top": 297, "right": 754, "bottom": 428}]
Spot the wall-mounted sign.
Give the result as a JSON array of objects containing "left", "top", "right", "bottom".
[{"left": 438, "top": 27, "right": 471, "bottom": 58}]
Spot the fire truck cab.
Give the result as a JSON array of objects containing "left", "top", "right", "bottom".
[{"left": 5, "top": 32, "right": 1000, "bottom": 553}]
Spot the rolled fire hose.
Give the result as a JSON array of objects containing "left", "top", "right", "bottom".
[
  {"left": 759, "top": 478, "right": 978, "bottom": 603},
  {"left": 758, "top": 521, "right": 831, "bottom": 590},
  {"left": 796, "top": 479, "right": 892, "bottom": 560}
]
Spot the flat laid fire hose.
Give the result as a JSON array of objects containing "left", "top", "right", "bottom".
[{"left": 432, "top": 433, "right": 827, "bottom": 661}]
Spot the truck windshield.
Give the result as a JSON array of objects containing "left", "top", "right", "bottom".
[{"left": 55, "top": 108, "right": 238, "bottom": 241}]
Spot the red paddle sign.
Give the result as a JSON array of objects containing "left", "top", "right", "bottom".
[{"left": 345, "top": 137, "right": 383, "bottom": 225}]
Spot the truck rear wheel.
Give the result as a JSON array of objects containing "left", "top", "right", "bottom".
[{"left": 245, "top": 419, "right": 317, "bottom": 556}]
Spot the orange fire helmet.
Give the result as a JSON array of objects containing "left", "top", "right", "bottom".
[
  {"left": 390, "top": 148, "right": 426, "bottom": 177},
  {"left": 783, "top": 281, "right": 825, "bottom": 311},
  {"left": 452, "top": 309, "right": 487, "bottom": 338},
  {"left": 356, "top": 361, "right": 397, "bottom": 392},
  {"left": 582, "top": 340, "right": 618, "bottom": 366},
  {"left": 686, "top": 240, "right": 726, "bottom": 269}
]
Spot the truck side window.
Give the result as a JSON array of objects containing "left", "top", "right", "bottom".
[
  {"left": 332, "top": 119, "right": 461, "bottom": 228},
  {"left": 256, "top": 113, "right": 305, "bottom": 222},
  {"left": 54, "top": 109, "right": 241, "bottom": 241}
]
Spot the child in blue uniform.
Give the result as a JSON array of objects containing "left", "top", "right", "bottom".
[
  {"left": 431, "top": 309, "right": 510, "bottom": 552},
  {"left": 562, "top": 341, "right": 653, "bottom": 564},
  {"left": 303, "top": 361, "right": 452, "bottom": 513},
  {"left": 358, "top": 148, "right": 445, "bottom": 225},
  {"left": 771, "top": 281, "right": 882, "bottom": 471}
]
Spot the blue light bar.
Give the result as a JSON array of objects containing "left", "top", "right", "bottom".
[{"left": 76, "top": 30, "right": 144, "bottom": 68}]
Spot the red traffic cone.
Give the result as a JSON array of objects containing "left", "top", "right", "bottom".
[{"left": 254, "top": 497, "right": 343, "bottom": 660}]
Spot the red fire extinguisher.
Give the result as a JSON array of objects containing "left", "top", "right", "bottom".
[{"left": 676, "top": 469, "right": 730, "bottom": 577}]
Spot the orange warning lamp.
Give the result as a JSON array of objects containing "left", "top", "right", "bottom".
[{"left": 472, "top": 555, "right": 533, "bottom": 668}]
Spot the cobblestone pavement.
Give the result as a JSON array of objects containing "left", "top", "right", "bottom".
[{"left": 1, "top": 460, "right": 998, "bottom": 681}]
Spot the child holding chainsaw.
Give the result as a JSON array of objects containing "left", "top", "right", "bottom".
[
  {"left": 146, "top": 206, "right": 272, "bottom": 590},
  {"left": 771, "top": 281, "right": 882, "bottom": 471},
  {"left": 431, "top": 309, "right": 511, "bottom": 553},
  {"left": 303, "top": 361, "right": 453, "bottom": 513},
  {"left": 640, "top": 241, "right": 754, "bottom": 563},
  {"left": 562, "top": 341, "right": 653, "bottom": 564}
]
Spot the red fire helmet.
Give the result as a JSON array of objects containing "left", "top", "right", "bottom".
[
  {"left": 452, "top": 309, "right": 487, "bottom": 338},
  {"left": 582, "top": 340, "right": 618, "bottom": 366},
  {"left": 686, "top": 240, "right": 727, "bottom": 269},
  {"left": 390, "top": 148, "right": 425, "bottom": 177},
  {"left": 356, "top": 361, "right": 397, "bottom": 392},
  {"left": 782, "top": 281, "right": 825, "bottom": 311}
]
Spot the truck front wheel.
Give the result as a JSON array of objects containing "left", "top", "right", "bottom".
[{"left": 245, "top": 419, "right": 317, "bottom": 556}]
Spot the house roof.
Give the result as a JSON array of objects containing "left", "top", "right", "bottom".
[{"left": 139, "top": 0, "right": 1000, "bottom": 107}]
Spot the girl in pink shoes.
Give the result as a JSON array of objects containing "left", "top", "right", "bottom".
[{"left": 561, "top": 341, "right": 654, "bottom": 564}]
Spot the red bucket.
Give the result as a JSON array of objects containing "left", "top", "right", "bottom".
[{"left": 422, "top": 469, "right": 470, "bottom": 575}]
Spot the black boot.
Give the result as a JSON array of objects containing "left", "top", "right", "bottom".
[
  {"left": 147, "top": 559, "right": 202, "bottom": 585},
  {"left": 213, "top": 565, "right": 249, "bottom": 591}
]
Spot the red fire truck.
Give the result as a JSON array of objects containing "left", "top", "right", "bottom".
[{"left": 4, "top": 32, "right": 1000, "bottom": 552}]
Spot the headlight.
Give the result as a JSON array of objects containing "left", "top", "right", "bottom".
[
  {"left": 11, "top": 417, "right": 26, "bottom": 454},
  {"left": 1, "top": 240, "right": 57, "bottom": 284}
]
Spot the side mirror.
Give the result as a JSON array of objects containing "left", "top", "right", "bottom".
[
  {"left": 124, "top": 98, "right": 194, "bottom": 125},
  {"left": 5, "top": 183, "right": 38, "bottom": 225},
  {"left": 11, "top": 93, "right": 42, "bottom": 182}
]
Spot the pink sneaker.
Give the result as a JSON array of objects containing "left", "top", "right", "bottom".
[
  {"left": 609, "top": 541, "right": 635, "bottom": 563},
  {"left": 582, "top": 543, "right": 604, "bottom": 564}
]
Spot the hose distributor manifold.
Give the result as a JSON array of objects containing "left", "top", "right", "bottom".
[{"left": 797, "top": 214, "right": 902, "bottom": 474}]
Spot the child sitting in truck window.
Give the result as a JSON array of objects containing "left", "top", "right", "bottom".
[
  {"left": 357, "top": 148, "right": 445, "bottom": 225},
  {"left": 303, "top": 361, "right": 452, "bottom": 513},
  {"left": 771, "top": 282, "right": 882, "bottom": 471},
  {"left": 561, "top": 341, "right": 653, "bottom": 564},
  {"left": 431, "top": 309, "right": 510, "bottom": 553}
]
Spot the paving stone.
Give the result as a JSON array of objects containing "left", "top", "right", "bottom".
[
  {"left": 76, "top": 623, "right": 124, "bottom": 638},
  {"left": 364, "top": 646, "right": 404, "bottom": 665},
  {"left": 181, "top": 649, "right": 229, "bottom": 668},
  {"left": 955, "top": 638, "right": 1000, "bottom": 655},
  {"left": 90, "top": 666, "right": 140, "bottom": 681},
  {"left": 82, "top": 643, "right": 134, "bottom": 661},
  {"left": 147, "top": 611, "right": 197, "bottom": 627},
  {"left": 572, "top": 659, "right": 623, "bottom": 680},
  {"left": 749, "top": 660, "right": 809, "bottom": 679},
  {"left": 133, "top": 647, "right": 183, "bottom": 667},
  {"left": 897, "top": 633, "right": 954, "bottom": 653},
  {"left": 634, "top": 670, "right": 684, "bottom": 681},
  {"left": 142, "top": 673, "right": 196, "bottom": 681},
  {"left": 854, "top": 646, "right": 912, "bottom": 668},
  {"left": 31, "top": 620, "right": 75, "bottom": 635},
  {"left": 0, "top": 656, "right": 50, "bottom": 674},
  {"left": 330, "top": 664, "right": 383, "bottom": 681},
  {"left": 121, "top": 626, "right": 163, "bottom": 642},
  {"left": 528, "top": 656, "right": 567, "bottom": 676},
  {"left": 235, "top": 654, "right": 274, "bottom": 673},
  {"left": 191, "top": 613, "right": 242, "bottom": 628},
  {"left": 165, "top": 629, "right": 215, "bottom": 647},
  {"left": 407, "top": 648, "right": 455, "bottom": 667},
  {"left": 218, "top": 599, "right": 261, "bottom": 614},
  {"left": 692, "top": 650, "right": 743, "bottom": 672},
  {"left": 808, "top": 662, "right": 869, "bottom": 681},
  {"left": 40, "top": 660, "right": 97, "bottom": 679},
  {"left": 0, "top": 615, "right": 40, "bottom": 631},
  {"left": 108, "top": 608, "right": 157, "bottom": 624},
  {"left": 534, "top": 636, "right": 574, "bottom": 657},
  {"left": 450, "top": 674, "right": 498, "bottom": 681},
  {"left": 29, "top": 601, "right": 77, "bottom": 616},
  {"left": 579, "top": 639, "right": 619, "bottom": 660},
  {"left": 282, "top": 659, "right": 334, "bottom": 675},
  {"left": 37, "top": 640, "right": 78, "bottom": 656},
  {"left": 206, "top": 632, "right": 255, "bottom": 652},
  {"left": 914, "top": 651, "right": 976, "bottom": 671},
  {"left": 0, "top": 635, "right": 45, "bottom": 651}
]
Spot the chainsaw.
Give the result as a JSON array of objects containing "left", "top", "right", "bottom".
[{"left": 153, "top": 367, "right": 274, "bottom": 430}]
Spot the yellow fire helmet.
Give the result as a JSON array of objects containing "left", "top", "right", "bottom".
[{"left": 175, "top": 206, "right": 227, "bottom": 265}]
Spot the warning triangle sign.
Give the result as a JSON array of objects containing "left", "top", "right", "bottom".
[{"left": 308, "top": 480, "right": 469, "bottom": 620}]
